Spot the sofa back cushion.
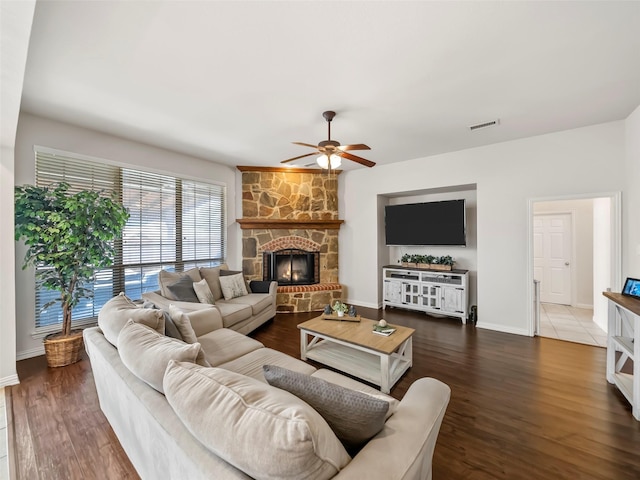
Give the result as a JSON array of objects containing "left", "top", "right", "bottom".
[
  {"left": 118, "top": 320, "right": 205, "bottom": 393},
  {"left": 158, "top": 268, "right": 202, "bottom": 300},
  {"left": 163, "top": 362, "right": 351, "bottom": 480},
  {"left": 199, "top": 264, "right": 228, "bottom": 301},
  {"left": 98, "top": 292, "right": 164, "bottom": 346}
]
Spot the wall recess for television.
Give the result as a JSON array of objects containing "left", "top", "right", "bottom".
[{"left": 384, "top": 199, "right": 466, "bottom": 246}]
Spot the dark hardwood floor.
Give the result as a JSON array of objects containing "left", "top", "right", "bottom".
[{"left": 7, "top": 307, "right": 640, "bottom": 479}]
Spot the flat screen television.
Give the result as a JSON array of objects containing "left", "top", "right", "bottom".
[{"left": 385, "top": 199, "right": 466, "bottom": 246}]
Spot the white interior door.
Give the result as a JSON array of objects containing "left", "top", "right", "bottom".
[{"left": 533, "top": 213, "right": 572, "bottom": 305}]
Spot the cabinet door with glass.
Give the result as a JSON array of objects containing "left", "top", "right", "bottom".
[
  {"left": 421, "top": 284, "right": 440, "bottom": 310},
  {"left": 402, "top": 282, "right": 421, "bottom": 306}
]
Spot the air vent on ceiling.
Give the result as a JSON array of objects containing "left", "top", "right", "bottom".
[{"left": 469, "top": 119, "right": 500, "bottom": 131}]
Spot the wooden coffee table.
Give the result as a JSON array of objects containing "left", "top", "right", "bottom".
[{"left": 297, "top": 316, "right": 415, "bottom": 393}]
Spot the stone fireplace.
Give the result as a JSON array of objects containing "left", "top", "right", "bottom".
[{"left": 237, "top": 166, "right": 343, "bottom": 312}]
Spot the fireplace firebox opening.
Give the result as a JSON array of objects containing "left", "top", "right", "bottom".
[{"left": 263, "top": 249, "right": 320, "bottom": 286}]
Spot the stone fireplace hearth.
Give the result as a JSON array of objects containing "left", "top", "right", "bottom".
[{"left": 237, "top": 167, "right": 343, "bottom": 313}]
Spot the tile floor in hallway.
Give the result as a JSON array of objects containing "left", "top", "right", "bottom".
[{"left": 539, "top": 303, "right": 607, "bottom": 347}]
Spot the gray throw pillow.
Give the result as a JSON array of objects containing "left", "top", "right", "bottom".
[
  {"left": 142, "top": 300, "right": 183, "bottom": 341},
  {"left": 219, "top": 269, "right": 242, "bottom": 276},
  {"left": 263, "top": 365, "right": 389, "bottom": 453},
  {"left": 159, "top": 268, "right": 202, "bottom": 299},
  {"left": 166, "top": 275, "right": 200, "bottom": 303}
]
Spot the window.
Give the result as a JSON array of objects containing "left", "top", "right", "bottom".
[{"left": 34, "top": 149, "right": 226, "bottom": 331}]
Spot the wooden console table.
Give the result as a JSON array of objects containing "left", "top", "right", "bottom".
[{"left": 604, "top": 291, "right": 640, "bottom": 420}]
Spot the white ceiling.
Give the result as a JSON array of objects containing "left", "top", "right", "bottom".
[{"left": 21, "top": 1, "right": 640, "bottom": 170}]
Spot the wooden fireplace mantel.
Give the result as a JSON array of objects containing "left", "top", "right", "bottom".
[{"left": 236, "top": 218, "right": 344, "bottom": 230}]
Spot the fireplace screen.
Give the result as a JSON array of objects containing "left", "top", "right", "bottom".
[{"left": 263, "top": 249, "right": 320, "bottom": 286}]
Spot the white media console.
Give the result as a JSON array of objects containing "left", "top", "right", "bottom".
[{"left": 382, "top": 266, "right": 469, "bottom": 323}]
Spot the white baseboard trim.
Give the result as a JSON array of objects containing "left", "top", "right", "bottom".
[
  {"left": 476, "top": 321, "right": 531, "bottom": 337},
  {"left": 0, "top": 374, "right": 19, "bottom": 387},
  {"left": 344, "top": 300, "right": 380, "bottom": 310},
  {"left": 16, "top": 345, "right": 45, "bottom": 361}
]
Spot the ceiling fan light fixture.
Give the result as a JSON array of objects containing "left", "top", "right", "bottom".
[
  {"left": 316, "top": 154, "right": 341, "bottom": 169},
  {"left": 316, "top": 154, "right": 329, "bottom": 169},
  {"left": 281, "top": 110, "right": 375, "bottom": 168}
]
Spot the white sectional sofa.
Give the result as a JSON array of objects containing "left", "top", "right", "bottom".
[
  {"left": 142, "top": 264, "right": 276, "bottom": 335},
  {"left": 86, "top": 293, "right": 451, "bottom": 480}
]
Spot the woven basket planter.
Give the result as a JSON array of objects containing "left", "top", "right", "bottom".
[
  {"left": 428, "top": 264, "right": 452, "bottom": 271},
  {"left": 43, "top": 330, "right": 84, "bottom": 368}
]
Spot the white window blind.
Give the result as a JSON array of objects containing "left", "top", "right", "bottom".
[{"left": 34, "top": 149, "right": 226, "bottom": 330}]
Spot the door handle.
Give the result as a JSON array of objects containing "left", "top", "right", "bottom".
[{"left": 565, "top": 262, "right": 570, "bottom": 266}]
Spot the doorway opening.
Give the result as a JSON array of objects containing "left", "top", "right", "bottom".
[{"left": 528, "top": 193, "right": 621, "bottom": 347}]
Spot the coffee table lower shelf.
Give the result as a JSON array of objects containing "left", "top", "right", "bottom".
[{"left": 301, "top": 339, "right": 412, "bottom": 394}]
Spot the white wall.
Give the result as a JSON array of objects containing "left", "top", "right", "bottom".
[
  {"left": 14, "top": 113, "right": 239, "bottom": 359},
  {"left": 0, "top": 0, "right": 36, "bottom": 386},
  {"left": 625, "top": 104, "right": 640, "bottom": 279},
  {"left": 533, "top": 199, "right": 594, "bottom": 308},
  {"left": 593, "top": 197, "right": 612, "bottom": 331},
  {"left": 340, "top": 121, "right": 625, "bottom": 335}
]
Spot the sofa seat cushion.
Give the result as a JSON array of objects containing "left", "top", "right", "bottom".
[
  {"left": 218, "top": 348, "right": 316, "bottom": 383},
  {"left": 213, "top": 301, "right": 253, "bottom": 328},
  {"left": 163, "top": 362, "right": 351, "bottom": 480},
  {"left": 219, "top": 293, "right": 273, "bottom": 316},
  {"left": 197, "top": 328, "right": 264, "bottom": 367}
]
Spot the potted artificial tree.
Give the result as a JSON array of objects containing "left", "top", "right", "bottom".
[{"left": 15, "top": 182, "right": 129, "bottom": 367}]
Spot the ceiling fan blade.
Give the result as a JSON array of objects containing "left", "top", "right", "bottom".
[
  {"left": 292, "top": 142, "right": 319, "bottom": 149},
  {"left": 338, "top": 151, "right": 376, "bottom": 168},
  {"left": 281, "top": 152, "right": 318, "bottom": 164},
  {"left": 338, "top": 144, "right": 371, "bottom": 151}
]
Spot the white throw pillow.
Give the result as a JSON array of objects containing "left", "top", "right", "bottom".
[
  {"left": 163, "top": 362, "right": 351, "bottom": 480},
  {"left": 193, "top": 279, "right": 215, "bottom": 304},
  {"left": 168, "top": 305, "right": 198, "bottom": 344},
  {"left": 219, "top": 273, "right": 249, "bottom": 300}
]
